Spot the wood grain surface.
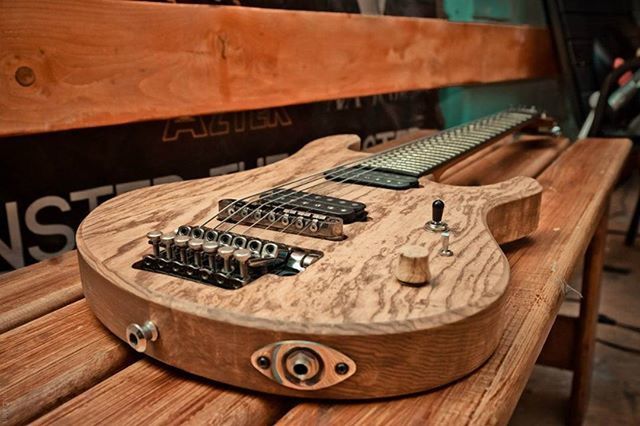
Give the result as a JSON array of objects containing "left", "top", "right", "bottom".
[
  {"left": 77, "top": 133, "right": 542, "bottom": 397},
  {"left": 0, "top": 300, "right": 137, "bottom": 425},
  {"left": 32, "top": 360, "right": 291, "bottom": 426},
  {"left": 3, "top": 135, "right": 567, "bottom": 424},
  {"left": 275, "top": 138, "right": 631, "bottom": 423},
  {"left": 0, "top": 250, "right": 82, "bottom": 333},
  {"left": 0, "top": 0, "right": 556, "bottom": 136}
]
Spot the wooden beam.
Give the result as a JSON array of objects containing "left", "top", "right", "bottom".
[
  {"left": 0, "top": 0, "right": 556, "bottom": 136},
  {"left": 537, "top": 314, "right": 577, "bottom": 370}
]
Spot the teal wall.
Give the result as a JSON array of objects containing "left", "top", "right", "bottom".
[{"left": 439, "top": 0, "right": 577, "bottom": 136}]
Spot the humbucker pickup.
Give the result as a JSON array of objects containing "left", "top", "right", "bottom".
[
  {"left": 216, "top": 191, "right": 367, "bottom": 240},
  {"left": 133, "top": 226, "right": 322, "bottom": 289},
  {"left": 324, "top": 167, "right": 419, "bottom": 190}
]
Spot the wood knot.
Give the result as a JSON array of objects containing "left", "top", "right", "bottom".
[{"left": 15, "top": 66, "right": 36, "bottom": 87}]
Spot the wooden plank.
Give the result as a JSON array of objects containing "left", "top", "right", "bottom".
[
  {"left": 537, "top": 315, "right": 577, "bottom": 370},
  {"left": 20, "top": 135, "right": 566, "bottom": 423},
  {"left": 0, "top": 0, "right": 556, "bottom": 136},
  {"left": 441, "top": 135, "right": 571, "bottom": 186},
  {"left": 0, "top": 300, "right": 137, "bottom": 426},
  {"left": 275, "top": 138, "right": 631, "bottom": 425},
  {"left": 32, "top": 360, "right": 292, "bottom": 425},
  {"left": 0, "top": 250, "right": 82, "bottom": 333},
  {"left": 569, "top": 205, "right": 608, "bottom": 426}
]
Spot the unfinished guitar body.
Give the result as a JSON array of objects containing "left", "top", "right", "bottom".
[{"left": 78, "top": 129, "right": 542, "bottom": 399}]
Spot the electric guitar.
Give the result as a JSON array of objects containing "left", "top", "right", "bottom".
[{"left": 78, "top": 107, "right": 549, "bottom": 398}]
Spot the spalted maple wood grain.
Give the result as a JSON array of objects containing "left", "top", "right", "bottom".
[
  {"left": 276, "top": 138, "right": 631, "bottom": 423},
  {"left": 32, "top": 360, "right": 291, "bottom": 426},
  {"left": 0, "top": 300, "right": 137, "bottom": 426},
  {"left": 1, "top": 134, "right": 565, "bottom": 425},
  {"left": 0, "top": 0, "right": 556, "bottom": 136},
  {"left": 77, "top": 134, "right": 542, "bottom": 398},
  {"left": 0, "top": 250, "right": 82, "bottom": 333}
]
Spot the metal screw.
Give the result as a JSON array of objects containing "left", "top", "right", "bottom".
[
  {"left": 257, "top": 356, "right": 270, "bottom": 369},
  {"left": 218, "top": 246, "right": 235, "bottom": 274},
  {"left": 147, "top": 230, "right": 162, "bottom": 257},
  {"left": 160, "top": 232, "right": 176, "bottom": 260},
  {"left": 335, "top": 362, "right": 349, "bottom": 375},
  {"left": 188, "top": 238, "right": 204, "bottom": 267},
  {"left": 174, "top": 235, "right": 190, "bottom": 263},
  {"left": 15, "top": 66, "right": 35, "bottom": 87}
]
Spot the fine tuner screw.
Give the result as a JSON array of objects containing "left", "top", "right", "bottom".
[
  {"left": 233, "top": 248, "right": 252, "bottom": 282},
  {"left": 203, "top": 241, "right": 219, "bottom": 270},
  {"left": 188, "top": 238, "right": 204, "bottom": 267},
  {"left": 160, "top": 232, "right": 176, "bottom": 260},
  {"left": 426, "top": 199, "right": 448, "bottom": 232},
  {"left": 218, "top": 246, "right": 235, "bottom": 274},
  {"left": 147, "top": 230, "right": 162, "bottom": 257},
  {"left": 174, "top": 235, "right": 190, "bottom": 263}
]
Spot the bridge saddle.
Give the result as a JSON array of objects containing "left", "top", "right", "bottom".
[{"left": 133, "top": 225, "right": 322, "bottom": 289}]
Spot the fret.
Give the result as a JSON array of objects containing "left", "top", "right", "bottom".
[{"left": 359, "top": 107, "right": 540, "bottom": 178}]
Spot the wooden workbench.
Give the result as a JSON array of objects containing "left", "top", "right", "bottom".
[{"left": 0, "top": 136, "right": 630, "bottom": 425}]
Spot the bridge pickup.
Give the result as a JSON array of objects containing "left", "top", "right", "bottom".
[
  {"left": 258, "top": 190, "right": 367, "bottom": 224},
  {"left": 324, "top": 166, "right": 419, "bottom": 190},
  {"left": 133, "top": 227, "right": 323, "bottom": 290},
  {"left": 217, "top": 199, "right": 345, "bottom": 240}
]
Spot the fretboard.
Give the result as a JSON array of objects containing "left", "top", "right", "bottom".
[
  {"left": 360, "top": 107, "right": 540, "bottom": 177},
  {"left": 324, "top": 107, "right": 541, "bottom": 189}
]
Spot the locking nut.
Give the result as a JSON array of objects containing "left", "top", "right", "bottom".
[{"left": 125, "top": 320, "right": 158, "bottom": 353}]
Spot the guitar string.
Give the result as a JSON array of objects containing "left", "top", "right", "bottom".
[
  {"left": 218, "top": 115, "right": 519, "bottom": 235},
  {"left": 214, "top": 111, "right": 530, "bottom": 235},
  {"left": 219, "top": 110, "right": 533, "bottom": 235},
  {"left": 199, "top": 109, "right": 516, "bottom": 229},
  {"left": 218, "top": 162, "right": 388, "bottom": 234},
  {"left": 205, "top": 109, "right": 535, "bottom": 234},
  {"left": 200, "top": 109, "right": 520, "bottom": 230}
]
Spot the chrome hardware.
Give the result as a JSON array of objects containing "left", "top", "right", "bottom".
[
  {"left": 174, "top": 235, "right": 190, "bottom": 263},
  {"left": 251, "top": 340, "right": 356, "bottom": 391},
  {"left": 160, "top": 232, "right": 175, "bottom": 260},
  {"left": 247, "top": 239, "right": 263, "bottom": 256},
  {"left": 218, "top": 245, "right": 235, "bottom": 274},
  {"left": 232, "top": 236, "right": 248, "bottom": 249},
  {"left": 188, "top": 238, "right": 204, "bottom": 267},
  {"left": 134, "top": 226, "right": 323, "bottom": 290},
  {"left": 287, "top": 249, "right": 321, "bottom": 272},
  {"left": 147, "top": 230, "right": 162, "bottom": 257},
  {"left": 261, "top": 242, "right": 279, "bottom": 259},
  {"left": 203, "top": 241, "right": 219, "bottom": 270},
  {"left": 218, "top": 233, "right": 233, "bottom": 246},
  {"left": 440, "top": 231, "right": 453, "bottom": 257},
  {"left": 125, "top": 321, "right": 158, "bottom": 353},
  {"left": 233, "top": 248, "right": 252, "bottom": 282},
  {"left": 426, "top": 199, "right": 448, "bottom": 232},
  {"left": 204, "top": 229, "right": 219, "bottom": 242}
]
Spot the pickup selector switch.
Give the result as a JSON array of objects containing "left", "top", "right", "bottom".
[{"left": 426, "top": 199, "right": 448, "bottom": 232}]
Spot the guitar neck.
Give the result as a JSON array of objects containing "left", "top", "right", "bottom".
[
  {"left": 324, "top": 107, "right": 543, "bottom": 190},
  {"left": 359, "top": 107, "right": 542, "bottom": 178}
]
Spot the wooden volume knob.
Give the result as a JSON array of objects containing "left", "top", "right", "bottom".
[{"left": 395, "top": 245, "right": 431, "bottom": 286}]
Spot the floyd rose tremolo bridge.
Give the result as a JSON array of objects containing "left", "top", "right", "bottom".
[{"left": 133, "top": 225, "right": 323, "bottom": 289}]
